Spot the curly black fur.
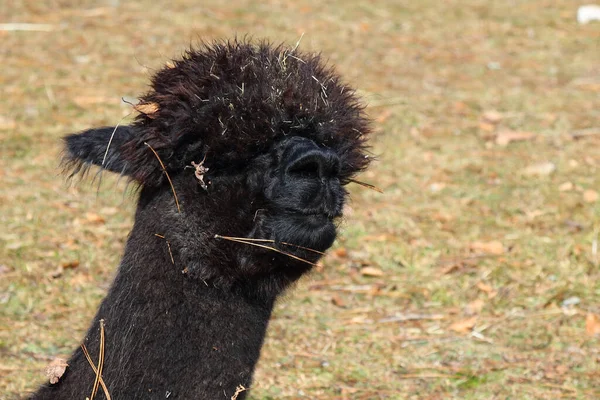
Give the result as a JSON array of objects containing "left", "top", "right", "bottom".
[{"left": 31, "top": 39, "right": 371, "bottom": 399}]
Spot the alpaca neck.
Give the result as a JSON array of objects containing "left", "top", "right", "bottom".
[{"left": 33, "top": 218, "right": 275, "bottom": 400}]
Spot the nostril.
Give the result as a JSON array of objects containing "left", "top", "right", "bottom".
[
  {"left": 287, "top": 158, "right": 320, "bottom": 179},
  {"left": 286, "top": 150, "right": 340, "bottom": 180}
]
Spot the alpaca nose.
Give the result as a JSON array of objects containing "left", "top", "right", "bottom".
[{"left": 285, "top": 148, "right": 341, "bottom": 182}]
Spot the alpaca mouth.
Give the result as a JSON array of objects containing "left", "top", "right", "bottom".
[
  {"left": 285, "top": 208, "right": 341, "bottom": 221},
  {"left": 270, "top": 212, "right": 338, "bottom": 254},
  {"left": 301, "top": 212, "right": 333, "bottom": 221}
]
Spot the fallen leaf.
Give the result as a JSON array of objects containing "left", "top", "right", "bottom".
[
  {"left": 45, "top": 358, "right": 68, "bottom": 384},
  {"left": 375, "top": 109, "right": 392, "bottom": 123},
  {"left": 134, "top": 102, "right": 159, "bottom": 117},
  {"left": 100, "top": 207, "right": 119, "bottom": 215},
  {"left": 441, "top": 263, "right": 460, "bottom": 274},
  {"left": 476, "top": 282, "right": 498, "bottom": 298},
  {"left": 558, "top": 182, "right": 573, "bottom": 192},
  {"left": 0, "top": 115, "right": 16, "bottom": 130},
  {"left": 464, "top": 299, "right": 485, "bottom": 315},
  {"left": 61, "top": 260, "right": 80, "bottom": 270},
  {"left": 409, "top": 126, "right": 420, "bottom": 139},
  {"left": 479, "top": 121, "right": 496, "bottom": 133},
  {"left": 362, "top": 234, "right": 400, "bottom": 242},
  {"left": 432, "top": 212, "right": 454, "bottom": 222},
  {"left": 585, "top": 156, "right": 596, "bottom": 166},
  {"left": 69, "top": 273, "right": 93, "bottom": 287},
  {"left": 470, "top": 240, "right": 504, "bottom": 255},
  {"left": 50, "top": 267, "right": 63, "bottom": 279},
  {"left": 495, "top": 130, "right": 536, "bottom": 146},
  {"left": 369, "top": 285, "right": 382, "bottom": 296},
  {"left": 347, "top": 315, "right": 374, "bottom": 325},
  {"left": 331, "top": 294, "right": 346, "bottom": 307},
  {"left": 333, "top": 247, "right": 348, "bottom": 258},
  {"left": 522, "top": 162, "right": 556, "bottom": 176},
  {"left": 429, "top": 182, "right": 446, "bottom": 193},
  {"left": 453, "top": 101, "right": 469, "bottom": 115},
  {"left": 360, "top": 267, "right": 384, "bottom": 277},
  {"left": 583, "top": 189, "right": 599, "bottom": 203},
  {"left": 85, "top": 212, "right": 105, "bottom": 224},
  {"left": 449, "top": 316, "right": 477, "bottom": 333},
  {"left": 482, "top": 110, "right": 503, "bottom": 124},
  {"left": 561, "top": 296, "right": 580, "bottom": 307},
  {"left": 586, "top": 313, "right": 600, "bottom": 337},
  {"left": 555, "top": 365, "right": 569, "bottom": 375},
  {"left": 422, "top": 151, "right": 434, "bottom": 162},
  {"left": 525, "top": 209, "right": 545, "bottom": 220},
  {"left": 6, "top": 240, "right": 32, "bottom": 251},
  {"left": 564, "top": 220, "right": 584, "bottom": 232}
]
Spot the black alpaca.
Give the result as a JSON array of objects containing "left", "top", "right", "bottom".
[{"left": 31, "top": 39, "right": 371, "bottom": 399}]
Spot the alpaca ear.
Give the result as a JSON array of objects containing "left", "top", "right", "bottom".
[{"left": 63, "top": 126, "right": 135, "bottom": 178}]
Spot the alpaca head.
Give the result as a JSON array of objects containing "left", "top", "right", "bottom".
[{"left": 64, "top": 39, "right": 371, "bottom": 297}]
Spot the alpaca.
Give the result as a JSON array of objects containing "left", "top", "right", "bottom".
[{"left": 30, "top": 39, "right": 371, "bottom": 399}]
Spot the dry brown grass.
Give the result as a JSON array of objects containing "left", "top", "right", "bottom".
[{"left": 2, "top": 1, "right": 599, "bottom": 399}]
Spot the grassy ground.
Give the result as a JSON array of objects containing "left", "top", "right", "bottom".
[{"left": 2, "top": 0, "right": 599, "bottom": 398}]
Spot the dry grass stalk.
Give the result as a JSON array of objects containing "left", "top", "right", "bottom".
[
  {"left": 80, "top": 321, "right": 111, "bottom": 400},
  {"left": 80, "top": 345, "right": 111, "bottom": 400},
  {"left": 592, "top": 227, "right": 598, "bottom": 268},
  {"left": 215, "top": 235, "right": 324, "bottom": 255},
  {"left": 214, "top": 234, "right": 318, "bottom": 266},
  {"left": 144, "top": 142, "right": 181, "bottom": 213},
  {"left": 90, "top": 319, "right": 106, "bottom": 399},
  {"left": 154, "top": 233, "right": 175, "bottom": 264},
  {"left": 101, "top": 112, "right": 132, "bottom": 167},
  {"left": 231, "top": 384, "right": 247, "bottom": 400},
  {"left": 348, "top": 178, "right": 383, "bottom": 193},
  {"left": 0, "top": 23, "right": 56, "bottom": 31}
]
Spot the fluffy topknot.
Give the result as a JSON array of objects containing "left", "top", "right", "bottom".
[{"left": 120, "top": 39, "right": 371, "bottom": 186}]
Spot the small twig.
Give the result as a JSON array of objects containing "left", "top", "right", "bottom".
[
  {"left": 230, "top": 385, "right": 247, "bottom": 400},
  {"left": 540, "top": 383, "right": 578, "bottom": 393},
  {"left": 101, "top": 112, "right": 132, "bottom": 167},
  {"left": 44, "top": 82, "right": 56, "bottom": 105},
  {"left": 80, "top": 344, "right": 111, "bottom": 400},
  {"left": 214, "top": 235, "right": 318, "bottom": 266},
  {"left": 592, "top": 227, "right": 599, "bottom": 267},
  {"left": 348, "top": 178, "right": 383, "bottom": 193},
  {"left": 154, "top": 234, "right": 175, "bottom": 264},
  {"left": 396, "top": 373, "right": 456, "bottom": 379},
  {"left": 378, "top": 313, "right": 445, "bottom": 323},
  {"left": 571, "top": 127, "right": 600, "bottom": 139},
  {"left": 329, "top": 284, "right": 377, "bottom": 292},
  {"left": 291, "top": 32, "right": 305, "bottom": 53},
  {"left": 286, "top": 54, "right": 306, "bottom": 64},
  {"left": 437, "top": 253, "right": 500, "bottom": 265},
  {"left": 471, "top": 330, "right": 494, "bottom": 344},
  {"left": 144, "top": 143, "right": 181, "bottom": 213},
  {"left": 214, "top": 235, "right": 324, "bottom": 255},
  {"left": 0, "top": 23, "right": 56, "bottom": 31},
  {"left": 90, "top": 319, "right": 105, "bottom": 399}
]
